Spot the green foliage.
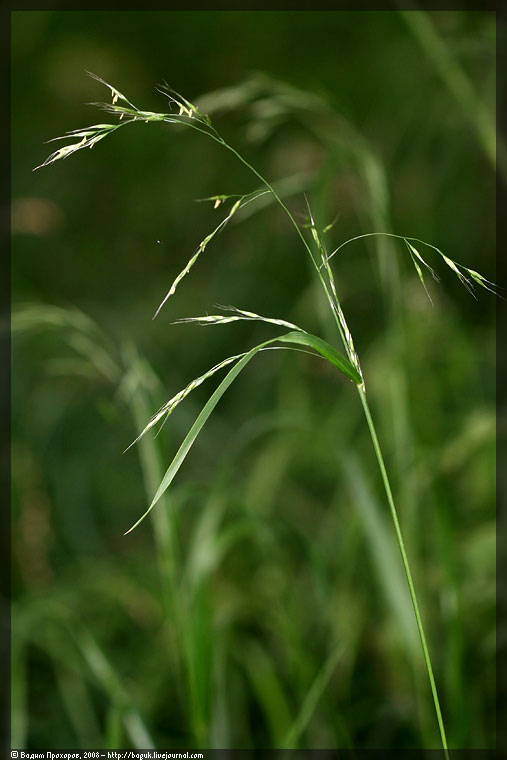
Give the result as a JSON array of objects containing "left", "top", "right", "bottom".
[{"left": 12, "top": 10, "right": 496, "bottom": 752}]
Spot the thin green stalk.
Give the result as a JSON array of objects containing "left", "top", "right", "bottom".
[
  {"left": 357, "top": 387, "right": 449, "bottom": 757},
  {"left": 210, "top": 132, "right": 448, "bottom": 752},
  {"left": 221, "top": 142, "right": 447, "bottom": 753},
  {"left": 305, "top": 207, "right": 446, "bottom": 749}
]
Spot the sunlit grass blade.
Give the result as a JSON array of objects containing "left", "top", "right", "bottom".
[{"left": 277, "top": 331, "right": 361, "bottom": 383}]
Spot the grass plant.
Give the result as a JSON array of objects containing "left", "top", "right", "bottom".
[{"left": 28, "top": 71, "right": 498, "bottom": 752}]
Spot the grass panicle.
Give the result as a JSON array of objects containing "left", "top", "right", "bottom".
[{"left": 36, "top": 72, "right": 499, "bottom": 756}]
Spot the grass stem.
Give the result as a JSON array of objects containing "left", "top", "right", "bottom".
[
  {"left": 357, "top": 387, "right": 449, "bottom": 757},
  {"left": 216, "top": 129, "right": 449, "bottom": 754}
]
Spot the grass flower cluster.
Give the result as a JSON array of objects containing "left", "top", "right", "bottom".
[{"left": 33, "top": 71, "right": 498, "bottom": 754}]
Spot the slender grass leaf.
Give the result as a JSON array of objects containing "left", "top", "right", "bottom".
[
  {"left": 125, "top": 331, "right": 360, "bottom": 533},
  {"left": 124, "top": 341, "right": 273, "bottom": 534},
  {"left": 277, "top": 331, "right": 362, "bottom": 384}
]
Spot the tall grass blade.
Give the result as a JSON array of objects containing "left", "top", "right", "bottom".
[{"left": 125, "top": 331, "right": 361, "bottom": 533}]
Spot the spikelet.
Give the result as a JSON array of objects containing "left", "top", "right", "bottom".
[
  {"left": 124, "top": 351, "right": 247, "bottom": 452},
  {"left": 304, "top": 198, "right": 364, "bottom": 385},
  {"left": 33, "top": 124, "right": 124, "bottom": 170},
  {"left": 173, "top": 305, "right": 303, "bottom": 332},
  {"left": 85, "top": 71, "right": 137, "bottom": 109},
  {"left": 152, "top": 200, "right": 242, "bottom": 319}
]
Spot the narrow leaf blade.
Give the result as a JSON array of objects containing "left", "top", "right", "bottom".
[
  {"left": 277, "top": 331, "right": 362, "bottom": 384},
  {"left": 125, "top": 331, "right": 360, "bottom": 533},
  {"left": 124, "top": 342, "right": 269, "bottom": 533}
]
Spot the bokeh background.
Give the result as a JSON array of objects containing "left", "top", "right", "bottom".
[{"left": 11, "top": 10, "right": 497, "bottom": 751}]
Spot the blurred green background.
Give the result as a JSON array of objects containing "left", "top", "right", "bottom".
[{"left": 11, "top": 10, "right": 496, "bottom": 751}]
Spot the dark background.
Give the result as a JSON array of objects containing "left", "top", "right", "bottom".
[{"left": 11, "top": 10, "right": 497, "bottom": 751}]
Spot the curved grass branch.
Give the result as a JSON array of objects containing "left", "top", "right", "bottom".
[{"left": 325, "top": 231, "right": 500, "bottom": 299}]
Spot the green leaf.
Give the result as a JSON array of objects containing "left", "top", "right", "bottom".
[
  {"left": 125, "top": 331, "right": 360, "bottom": 534},
  {"left": 277, "top": 331, "right": 361, "bottom": 384}
]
